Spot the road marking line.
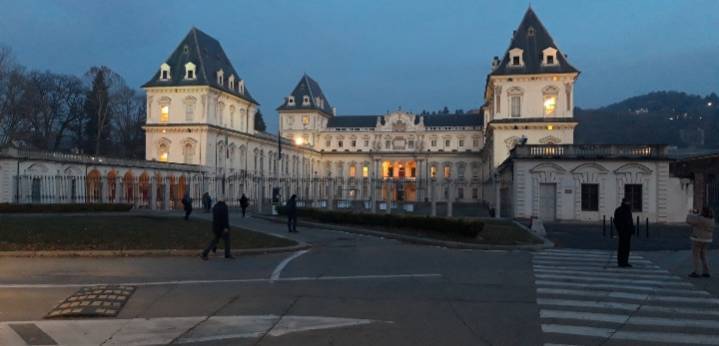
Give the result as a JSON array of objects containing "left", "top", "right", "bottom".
[
  {"left": 0, "top": 273, "right": 443, "bottom": 289},
  {"left": 537, "top": 287, "right": 719, "bottom": 304},
  {"left": 541, "top": 309, "right": 719, "bottom": 329},
  {"left": 533, "top": 264, "right": 668, "bottom": 274},
  {"left": 532, "top": 260, "right": 660, "bottom": 269},
  {"left": 537, "top": 298, "right": 719, "bottom": 317},
  {"left": 270, "top": 250, "right": 309, "bottom": 282},
  {"left": 536, "top": 252, "right": 644, "bottom": 260},
  {"left": 534, "top": 273, "right": 692, "bottom": 287},
  {"left": 541, "top": 324, "right": 719, "bottom": 345},
  {"left": 533, "top": 256, "right": 652, "bottom": 264},
  {"left": 533, "top": 268, "right": 680, "bottom": 280},
  {"left": 535, "top": 280, "right": 710, "bottom": 296}
]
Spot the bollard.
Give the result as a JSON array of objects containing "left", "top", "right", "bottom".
[
  {"left": 646, "top": 217, "right": 649, "bottom": 238},
  {"left": 602, "top": 215, "right": 606, "bottom": 238},
  {"left": 610, "top": 216, "right": 614, "bottom": 238}
]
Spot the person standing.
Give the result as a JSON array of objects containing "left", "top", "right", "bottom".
[
  {"left": 286, "top": 194, "right": 298, "bottom": 233},
  {"left": 181, "top": 192, "right": 193, "bottom": 221},
  {"left": 201, "top": 196, "right": 234, "bottom": 260},
  {"left": 240, "top": 193, "right": 249, "bottom": 218},
  {"left": 687, "top": 208, "right": 714, "bottom": 278},
  {"left": 613, "top": 198, "right": 635, "bottom": 267}
]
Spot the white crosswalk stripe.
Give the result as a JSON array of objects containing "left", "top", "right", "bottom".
[{"left": 534, "top": 249, "right": 719, "bottom": 345}]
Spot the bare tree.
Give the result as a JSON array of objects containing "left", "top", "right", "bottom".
[
  {"left": 0, "top": 46, "right": 29, "bottom": 146},
  {"left": 113, "top": 86, "right": 146, "bottom": 159}
]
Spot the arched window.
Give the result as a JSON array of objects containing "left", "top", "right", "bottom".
[
  {"left": 543, "top": 86, "right": 559, "bottom": 116},
  {"left": 507, "top": 87, "right": 523, "bottom": 117},
  {"left": 217, "top": 69, "right": 224, "bottom": 86},
  {"left": 184, "top": 62, "right": 196, "bottom": 80},
  {"left": 183, "top": 142, "right": 194, "bottom": 164},
  {"left": 159, "top": 97, "right": 171, "bottom": 123},
  {"left": 158, "top": 143, "right": 169, "bottom": 162},
  {"left": 160, "top": 63, "right": 171, "bottom": 80},
  {"left": 228, "top": 75, "right": 235, "bottom": 90},
  {"left": 302, "top": 95, "right": 310, "bottom": 105}
]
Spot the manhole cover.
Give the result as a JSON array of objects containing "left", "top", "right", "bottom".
[{"left": 46, "top": 285, "right": 136, "bottom": 319}]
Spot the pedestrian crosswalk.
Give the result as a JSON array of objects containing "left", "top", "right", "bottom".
[{"left": 534, "top": 249, "right": 719, "bottom": 346}]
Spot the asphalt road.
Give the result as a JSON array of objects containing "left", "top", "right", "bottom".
[{"left": 1, "top": 212, "right": 718, "bottom": 346}]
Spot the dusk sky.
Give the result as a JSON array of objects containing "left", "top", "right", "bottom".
[{"left": 1, "top": 0, "right": 717, "bottom": 132}]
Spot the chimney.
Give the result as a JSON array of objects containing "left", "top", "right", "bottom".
[{"left": 332, "top": 107, "right": 337, "bottom": 116}]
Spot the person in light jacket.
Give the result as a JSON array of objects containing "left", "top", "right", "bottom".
[{"left": 687, "top": 208, "right": 715, "bottom": 278}]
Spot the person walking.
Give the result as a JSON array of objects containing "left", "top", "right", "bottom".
[
  {"left": 201, "top": 196, "right": 234, "bottom": 260},
  {"left": 613, "top": 198, "right": 635, "bottom": 268},
  {"left": 240, "top": 193, "right": 249, "bottom": 218},
  {"left": 206, "top": 194, "right": 212, "bottom": 213},
  {"left": 286, "top": 194, "right": 298, "bottom": 233},
  {"left": 181, "top": 192, "right": 193, "bottom": 221},
  {"left": 687, "top": 208, "right": 714, "bottom": 278}
]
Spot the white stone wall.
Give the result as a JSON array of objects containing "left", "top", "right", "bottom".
[
  {"left": 509, "top": 159, "right": 692, "bottom": 223},
  {"left": 490, "top": 124, "right": 575, "bottom": 168}
]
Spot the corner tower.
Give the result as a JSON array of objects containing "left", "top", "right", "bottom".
[
  {"left": 483, "top": 7, "right": 580, "bottom": 168},
  {"left": 142, "top": 27, "right": 258, "bottom": 169},
  {"left": 277, "top": 74, "right": 335, "bottom": 148}
]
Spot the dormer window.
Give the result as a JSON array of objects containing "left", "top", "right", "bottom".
[
  {"left": 228, "top": 75, "right": 235, "bottom": 89},
  {"left": 542, "top": 47, "right": 558, "bottom": 66},
  {"left": 288, "top": 96, "right": 295, "bottom": 106},
  {"left": 509, "top": 48, "right": 524, "bottom": 67},
  {"left": 184, "top": 62, "right": 196, "bottom": 80},
  {"left": 302, "top": 96, "right": 310, "bottom": 106},
  {"left": 217, "top": 69, "right": 224, "bottom": 86},
  {"left": 528, "top": 27, "right": 535, "bottom": 36},
  {"left": 160, "top": 63, "right": 171, "bottom": 80},
  {"left": 238, "top": 80, "right": 245, "bottom": 94}
]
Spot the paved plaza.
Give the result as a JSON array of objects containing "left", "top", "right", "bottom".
[{"left": 0, "top": 214, "right": 718, "bottom": 345}]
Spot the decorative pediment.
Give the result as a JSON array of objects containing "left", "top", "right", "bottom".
[
  {"left": 571, "top": 162, "right": 609, "bottom": 174},
  {"left": 539, "top": 135, "right": 561, "bottom": 144},
  {"left": 530, "top": 162, "right": 567, "bottom": 174},
  {"left": 392, "top": 120, "right": 407, "bottom": 132},
  {"left": 615, "top": 163, "right": 652, "bottom": 175}
]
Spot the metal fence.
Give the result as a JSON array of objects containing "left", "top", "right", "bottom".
[{"left": 11, "top": 173, "right": 485, "bottom": 216}]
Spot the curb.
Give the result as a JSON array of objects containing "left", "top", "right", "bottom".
[
  {"left": 512, "top": 220, "right": 555, "bottom": 250},
  {"left": 0, "top": 243, "right": 311, "bottom": 258},
  {"left": 253, "top": 214, "right": 548, "bottom": 251}
]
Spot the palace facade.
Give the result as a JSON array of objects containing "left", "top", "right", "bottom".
[{"left": 0, "top": 8, "right": 695, "bottom": 222}]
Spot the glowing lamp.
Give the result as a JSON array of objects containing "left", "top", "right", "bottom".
[
  {"left": 547, "top": 125, "right": 554, "bottom": 130},
  {"left": 294, "top": 137, "right": 304, "bottom": 146}
]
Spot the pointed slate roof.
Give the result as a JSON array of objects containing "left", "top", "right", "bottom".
[
  {"left": 277, "top": 74, "right": 334, "bottom": 116},
  {"left": 490, "top": 8, "right": 579, "bottom": 76},
  {"left": 143, "top": 27, "right": 258, "bottom": 104}
]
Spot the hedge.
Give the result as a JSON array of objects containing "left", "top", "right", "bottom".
[
  {"left": 0, "top": 203, "right": 134, "bottom": 213},
  {"left": 277, "top": 206, "right": 483, "bottom": 238}
]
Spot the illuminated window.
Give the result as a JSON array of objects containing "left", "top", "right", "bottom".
[
  {"left": 544, "top": 95, "right": 557, "bottom": 116},
  {"left": 444, "top": 166, "right": 451, "bottom": 178},
  {"left": 158, "top": 143, "right": 169, "bottom": 162},
  {"left": 430, "top": 166, "right": 437, "bottom": 178},
  {"left": 511, "top": 96, "right": 521, "bottom": 117},
  {"left": 350, "top": 166, "right": 357, "bottom": 177},
  {"left": 160, "top": 105, "right": 169, "bottom": 122},
  {"left": 362, "top": 166, "right": 369, "bottom": 177},
  {"left": 302, "top": 115, "right": 310, "bottom": 125}
]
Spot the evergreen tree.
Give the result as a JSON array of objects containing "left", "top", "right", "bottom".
[
  {"left": 83, "top": 67, "right": 113, "bottom": 155},
  {"left": 254, "top": 110, "right": 267, "bottom": 132},
  {"left": 442, "top": 106, "right": 450, "bottom": 114}
]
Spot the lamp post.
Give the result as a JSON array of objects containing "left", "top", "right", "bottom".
[{"left": 493, "top": 171, "right": 501, "bottom": 219}]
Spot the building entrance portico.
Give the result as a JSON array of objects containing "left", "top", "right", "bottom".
[{"left": 381, "top": 159, "right": 419, "bottom": 201}]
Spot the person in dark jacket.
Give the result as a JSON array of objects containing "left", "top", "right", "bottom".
[
  {"left": 181, "top": 192, "right": 193, "bottom": 220},
  {"left": 613, "top": 198, "right": 635, "bottom": 267},
  {"left": 286, "top": 194, "right": 298, "bottom": 233},
  {"left": 239, "top": 194, "right": 249, "bottom": 218},
  {"left": 201, "top": 196, "right": 233, "bottom": 260}
]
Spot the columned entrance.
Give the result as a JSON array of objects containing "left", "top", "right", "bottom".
[{"left": 380, "top": 159, "right": 418, "bottom": 201}]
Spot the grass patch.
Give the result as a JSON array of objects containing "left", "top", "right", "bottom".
[{"left": 0, "top": 214, "right": 295, "bottom": 251}]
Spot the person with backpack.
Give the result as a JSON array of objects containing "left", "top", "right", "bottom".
[{"left": 201, "top": 196, "right": 233, "bottom": 260}]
